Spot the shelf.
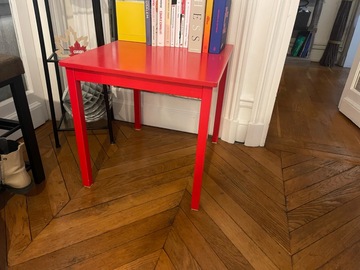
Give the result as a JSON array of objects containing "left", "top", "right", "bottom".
[
  {"left": 32, "top": 0, "right": 115, "bottom": 148},
  {"left": 287, "top": 0, "right": 324, "bottom": 63},
  {"left": 285, "top": 55, "right": 311, "bottom": 65}
]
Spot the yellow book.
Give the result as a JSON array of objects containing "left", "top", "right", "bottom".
[{"left": 116, "top": 1, "right": 146, "bottom": 43}]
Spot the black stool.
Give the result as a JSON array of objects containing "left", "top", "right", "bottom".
[{"left": 0, "top": 54, "right": 45, "bottom": 184}]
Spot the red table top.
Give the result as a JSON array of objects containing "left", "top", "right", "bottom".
[{"left": 59, "top": 41, "right": 233, "bottom": 88}]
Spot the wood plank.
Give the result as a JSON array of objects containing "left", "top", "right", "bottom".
[
  {"left": 25, "top": 134, "right": 69, "bottom": 238},
  {"left": 9, "top": 209, "right": 177, "bottom": 270},
  {"left": 212, "top": 142, "right": 284, "bottom": 194},
  {"left": 283, "top": 157, "right": 335, "bottom": 181},
  {"left": 290, "top": 195, "right": 360, "bottom": 253},
  {"left": 67, "top": 228, "right": 169, "bottom": 270},
  {"left": 180, "top": 191, "right": 254, "bottom": 270},
  {"left": 288, "top": 177, "right": 360, "bottom": 230},
  {"left": 281, "top": 152, "right": 314, "bottom": 169},
  {"left": 236, "top": 143, "right": 283, "bottom": 180},
  {"left": 51, "top": 133, "right": 83, "bottom": 199},
  {"left": 5, "top": 195, "right": 31, "bottom": 266},
  {"left": 113, "top": 250, "right": 161, "bottom": 270},
  {"left": 201, "top": 175, "right": 291, "bottom": 270},
  {"left": 266, "top": 137, "right": 360, "bottom": 165},
  {"left": 172, "top": 209, "right": 228, "bottom": 269},
  {"left": 10, "top": 190, "right": 183, "bottom": 266},
  {"left": 286, "top": 166, "right": 360, "bottom": 211},
  {"left": 164, "top": 229, "right": 201, "bottom": 270},
  {"left": 58, "top": 166, "right": 192, "bottom": 216},
  {"left": 317, "top": 240, "right": 360, "bottom": 270},
  {"left": 0, "top": 192, "right": 8, "bottom": 270},
  {"left": 155, "top": 250, "right": 176, "bottom": 270},
  {"left": 186, "top": 180, "right": 279, "bottom": 270},
  {"left": 26, "top": 183, "right": 53, "bottom": 239},
  {"left": 65, "top": 131, "right": 99, "bottom": 180},
  {"left": 205, "top": 152, "right": 289, "bottom": 250},
  {"left": 284, "top": 160, "right": 355, "bottom": 195},
  {"left": 96, "top": 146, "right": 196, "bottom": 181},
  {"left": 292, "top": 215, "right": 360, "bottom": 270}
]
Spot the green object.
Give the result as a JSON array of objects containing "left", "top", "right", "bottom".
[{"left": 291, "top": 32, "right": 307, "bottom": 56}]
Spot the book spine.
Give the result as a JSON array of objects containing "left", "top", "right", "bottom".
[
  {"left": 145, "top": 0, "right": 152, "bottom": 45},
  {"left": 151, "top": 0, "right": 157, "bottom": 46},
  {"left": 202, "top": 0, "right": 214, "bottom": 53},
  {"left": 170, "top": 0, "right": 177, "bottom": 46},
  {"left": 157, "top": 0, "right": 166, "bottom": 46},
  {"left": 219, "top": 0, "right": 231, "bottom": 53},
  {"left": 165, "top": 0, "right": 172, "bottom": 46},
  {"left": 175, "top": 0, "right": 182, "bottom": 47},
  {"left": 179, "top": 0, "right": 185, "bottom": 47},
  {"left": 188, "top": 0, "right": 206, "bottom": 53},
  {"left": 182, "top": 0, "right": 191, "bottom": 48},
  {"left": 209, "top": 0, "right": 226, "bottom": 54}
]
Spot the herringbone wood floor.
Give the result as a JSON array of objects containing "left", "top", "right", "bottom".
[{"left": 1, "top": 63, "right": 360, "bottom": 269}]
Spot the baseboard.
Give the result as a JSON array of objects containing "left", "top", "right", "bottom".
[
  {"left": 339, "top": 97, "right": 360, "bottom": 127},
  {"left": 0, "top": 100, "right": 46, "bottom": 140},
  {"left": 112, "top": 91, "right": 216, "bottom": 135}
]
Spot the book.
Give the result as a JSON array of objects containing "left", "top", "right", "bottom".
[
  {"left": 170, "top": 0, "right": 177, "bottom": 46},
  {"left": 299, "top": 31, "right": 312, "bottom": 58},
  {"left": 209, "top": 0, "right": 231, "bottom": 54},
  {"left": 157, "top": 0, "right": 166, "bottom": 46},
  {"left": 291, "top": 31, "right": 308, "bottom": 57},
  {"left": 151, "top": 0, "right": 157, "bottom": 46},
  {"left": 165, "top": 0, "right": 172, "bottom": 46},
  {"left": 179, "top": 0, "right": 186, "bottom": 47},
  {"left": 145, "top": 0, "right": 152, "bottom": 45},
  {"left": 182, "top": 0, "right": 191, "bottom": 48},
  {"left": 188, "top": 0, "right": 206, "bottom": 53},
  {"left": 175, "top": 0, "right": 182, "bottom": 47},
  {"left": 116, "top": 0, "right": 146, "bottom": 43},
  {"left": 202, "top": 0, "right": 214, "bottom": 53}
]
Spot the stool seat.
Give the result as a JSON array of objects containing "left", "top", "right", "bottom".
[{"left": 0, "top": 54, "right": 25, "bottom": 83}]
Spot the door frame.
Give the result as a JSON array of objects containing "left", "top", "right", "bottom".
[{"left": 339, "top": 42, "right": 360, "bottom": 128}]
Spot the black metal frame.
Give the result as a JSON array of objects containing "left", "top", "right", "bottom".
[
  {"left": 32, "top": 0, "right": 115, "bottom": 148},
  {"left": 0, "top": 76, "right": 45, "bottom": 184}
]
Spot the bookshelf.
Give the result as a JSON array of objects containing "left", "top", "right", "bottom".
[
  {"left": 32, "top": 0, "right": 114, "bottom": 148},
  {"left": 287, "top": 0, "right": 324, "bottom": 64}
]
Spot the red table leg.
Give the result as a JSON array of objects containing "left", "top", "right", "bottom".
[
  {"left": 212, "top": 65, "right": 228, "bottom": 143},
  {"left": 133, "top": 89, "right": 141, "bottom": 130},
  {"left": 66, "top": 69, "right": 93, "bottom": 187},
  {"left": 191, "top": 88, "right": 213, "bottom": 210}
]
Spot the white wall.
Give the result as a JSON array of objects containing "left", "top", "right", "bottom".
[{"left": 310, "top": 0, "right": 342, "bottom": 61}]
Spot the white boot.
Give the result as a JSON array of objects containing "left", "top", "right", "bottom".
[{"left": 0, "top": 139, "right": 33, "bottom": 194}]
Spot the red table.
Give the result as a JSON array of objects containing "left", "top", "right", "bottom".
[{"left": 59, "top": 41, "right": 233, "bottom": 210}]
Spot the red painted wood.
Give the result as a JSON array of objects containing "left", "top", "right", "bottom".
[
  {"left": 133, "top": 90, "right": 141, "bottom": 130},
  {"left": 65, "top": 69, "right": 93, "bottom": 187},
  {"left": 60, "top": 41, "right": 233, "bottom": 87},
  {"left": 59, "top": 41, "right": 233, "bottom": 209},
  {"left": 191, "top": 87, "right": 213, "bottom": 210},
  {"left": 212, "top": 66, "right": 228, "bottom": 143}
]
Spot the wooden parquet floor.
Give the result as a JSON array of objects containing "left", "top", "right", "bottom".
[{"left": 1, "top": 63, "right": 360, "bottom": 269}]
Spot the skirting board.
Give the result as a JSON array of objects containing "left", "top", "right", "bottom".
[
  {"left": 112, "top": 90, "right": 217, "bottom": 135},
  {"left": 0, "top": 101, "right": 46, "bottom": 140}
]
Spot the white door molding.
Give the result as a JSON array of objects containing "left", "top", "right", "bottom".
[{"left": 220, "top": 0, "right": 299, "bottom": 146}]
